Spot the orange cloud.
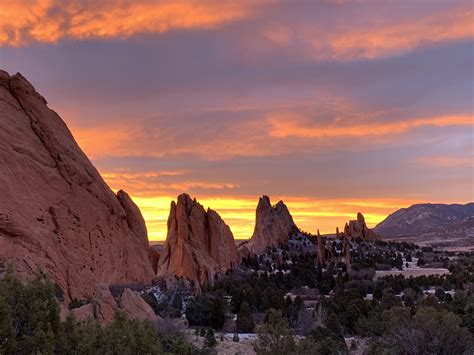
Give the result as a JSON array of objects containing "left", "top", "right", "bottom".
[
  {"left": 68, "top": 111, "right": 472, "bottom": 161},
  {"left": 262, "top": 6, "right": 474, "bottom": 61},
  {"left": 102, "top": 171, "right": 239, "bottom": 196},
  {"left": 417, "top": 155, "right": 473, "bottom": 168},
  {"left": 323, "top": 8, "right": 474, "bottom": 60},
  {"left": 268, "top": 114, "right": 473, "bottom": 138},
  {"left": 0, "top": 0, "right": 266, "bottom": 46}
]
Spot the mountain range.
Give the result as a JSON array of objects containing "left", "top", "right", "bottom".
[{"left": 375, "top": 203, "right": 474, "bottom": 250}]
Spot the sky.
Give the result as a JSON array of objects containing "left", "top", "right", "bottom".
[{"left": 0, "top": 0, "right": 473, "bottom": 240}]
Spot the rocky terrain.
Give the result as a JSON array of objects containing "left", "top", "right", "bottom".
[
  {"left": 157, "top": 193, "right": 239, "bottom": 289},
  {"left": 239, "top": 195, "right": 297, "bottom": 256},
  {"left": 0, "top": 70, "right": 155, "bottom": 302},
  {"left": 375, "top": 203, "right": 474, "bottom": 250}
]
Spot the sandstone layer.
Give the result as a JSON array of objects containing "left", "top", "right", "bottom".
[
  {"left": 240, "top": 196, "right": 297, "bottom": 255},
  {"left": 157, "top": 193, "right": 239, "bottom": 289},
  {"left": 0, "top": 70, "right": 155, "bottom": 302}
]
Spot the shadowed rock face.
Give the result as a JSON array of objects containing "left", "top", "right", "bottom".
[
  {"left": 344, "top": 212, "right": 380, "bottom": 241},
  {"left": 0, "top": 70, "right": 154, "bottom": 301},
  {"left": 241, "top": 196, "right": 297, "bottom": 255},
  {"left": 157, "top": 193, "right": 238, "bottom": 289}
]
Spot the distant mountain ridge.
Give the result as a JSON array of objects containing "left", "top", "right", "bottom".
[{"left": 375, "top": 203, "right": 474, "bottom": 249}]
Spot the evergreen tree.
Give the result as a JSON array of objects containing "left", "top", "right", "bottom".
[
  {"left": 0, "top": 270, "right": 60, "bottom": 354},
  {"left": 236, "top": 301, "right": 255, "bottom": 333},
  {"left": 210, "top": 296, "right": 226, "bottom": 330},
  {"left": 255, "top": 309, "right": 295, "bottom": 355},
  {"left": 0, "top": 294, "right": 16, "bottom": 354}
]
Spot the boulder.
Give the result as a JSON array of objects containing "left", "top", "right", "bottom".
[
  {"left": 119, "top": 288, "right": 158, "bottom": 322},
  {"left": 93, "top": 283, "right": 118, "bottom": 323},
  {"left": 0, "top": 70, "right": 155, "bottom": 302},
  {"left": 72, "top": 303, "right": 95, "bottom": 321},
  {"left": 71, "top": 285, "right": 158, "bottom": 323},
  {"left": 157, "top": 193, "right": 238, "bottom": 289}
]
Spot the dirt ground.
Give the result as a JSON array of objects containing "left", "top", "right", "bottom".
[
  {"left": 187, "top": 331, "right": 257, "bottom": 355},
  {"left": 375, "top": 257, "right": 449, "bottom": 279}
]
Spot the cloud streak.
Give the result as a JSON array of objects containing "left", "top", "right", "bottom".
[
  {"left": 309, "top": 7, "right": 473, "bottom": 60},
  {"left": 268, "top": 114, "right": 473, "bottom": 139},
  {"left": 0, "top": 0, "right": 266, "bottom": 46},
  {"left": 69, "top": 111, "right": 472, "bottom": 161}
]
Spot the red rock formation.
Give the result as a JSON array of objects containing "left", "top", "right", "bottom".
[
  {"left": 0, "top": 71, "right": 155, "bottom": 302},
  {"left": 344, "top": 212, "right": 380, "bottom": 241},
  {"left": 240, "top": 196, "right": 297, "bottom": 255},
  {"left": 148, "top": 247, "right": 161, "bottom": 274},
  {"left": 157, "top": 193, "right": 238, "bottom": 289}
]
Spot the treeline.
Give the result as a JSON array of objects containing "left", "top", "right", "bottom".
[{"left": 0, "top": 271, "right": 203, "bottom": 355}]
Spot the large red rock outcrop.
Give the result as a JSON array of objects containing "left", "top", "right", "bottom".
[
  {"left": 0, "top": 70, "right": 155, "bottom": 302},
  {"left": 157, "top": 193, "right": 239, "bottom": 289},
  {"left": 240, "top": 196, "right": 297, "bottom": 255},
  {"left": 344, "top": 212, "right": 380, "bottom": 241}
]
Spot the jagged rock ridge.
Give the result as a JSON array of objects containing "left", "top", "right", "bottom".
[
  {"left": 157, "top": 193, "right": 239, "bottom": 289},
  {"left": 240, "top": 195, "right": 297, "bottom": 255},
  {"left": 0, "top": 70, "right": 155, "bottom": 302}
]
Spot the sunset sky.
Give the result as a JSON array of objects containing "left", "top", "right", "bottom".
[{"left": 1, "top": 0, "right": 472, "bottom": 240}]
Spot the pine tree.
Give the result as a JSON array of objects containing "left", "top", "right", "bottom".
[
  {"left": 236, "top": 301, "right": 255, "bottom": 333},
  {"left": 254, "top": 309, "right": 295, "bottom": 355}
]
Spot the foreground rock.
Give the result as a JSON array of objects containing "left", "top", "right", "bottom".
[
  {"left": 0, "top": 70, "right": 155, "bottom": 302},
  {"left": 240, "top": 196, "right": 297, "bottom": 255},
  {"left": 157, "top": 193, "right": 239, "bottom": 289},
  {"left": 72, "top": 284, "right": 158, "bottom": 323},
  {"left": 344, "top": 213, "right": 380, "bottom": 241}
]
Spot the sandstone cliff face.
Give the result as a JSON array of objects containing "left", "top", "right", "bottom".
[
  {"left": 344, "top": 212, "right": 380, "bottom": 241},
  {"left": 241, "top": 196, "right": 297, "bottom": 255},
  {"left": 157, "top": 193, "right": 238, "bottom": 289},
  {"left": 0, "top": 71, "right": 155, "bottom": 301}
]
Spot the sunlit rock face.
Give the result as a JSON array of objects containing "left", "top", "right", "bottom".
[
  {"left": 157, "top": 193, "right": 239, "bottom": 289},
  {"left": 344, "top": 212, "right": 380, "bottom": 241},
  {"left": 0, "top": 70, "right": 155, "bottom": 302},
  {"left": 240, "top": 195, "right": 297, "bottom": 256}
]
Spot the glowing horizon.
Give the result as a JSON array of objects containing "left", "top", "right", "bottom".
[{"left": 103, "top": 185, "right": 470, "bottom": 241}]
